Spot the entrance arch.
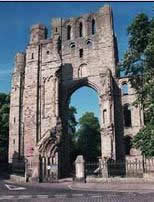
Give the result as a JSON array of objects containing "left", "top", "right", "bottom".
[
  {"left": 59, "top": 69, "right": 124, "bottom": 177},
  {"left": 68, "top": 86, "right": 101, "bottom": 164}
]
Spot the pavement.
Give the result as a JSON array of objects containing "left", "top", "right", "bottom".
[
  {"left": 1, "top": 178, "right": 154, "bottom": 201},
  {"left": 4, "top": 177, "right": 154, "bottom": 194},
  {"left": 70, "top": 182, "right": 154, "bottom": 193}
]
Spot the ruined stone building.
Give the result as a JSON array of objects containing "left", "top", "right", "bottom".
[{"left": 9, "top": 5, "right": 144, "bottom": 181}]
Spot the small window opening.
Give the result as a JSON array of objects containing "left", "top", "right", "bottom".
[
  {"left": 31, "top": 53, "right": 34, "bottom": 59},
  {"left": 121, "top": 83, "right": 128, "bottom": 95},
  {"left": 124, "top": 136, "right": 132, "bottom": 155},
  {"left": 67, "top": 25, "right": 71, "bottom": 40},
  {"left": 79, "top": 22, "right": 83, "bottom": 37},
  {"left": 13, "top": 139, "right": 15, "bottom": 144},
  {"left": 123, "top": 104, "right": 132, "bottom": 127},
  {"left": 46, "top": 50, "right": 50, "bottom": 55},
  {"left": 79, "top": 49, "right": 83, "bottom": 58},
  {"left": 70, "top": 42, "right": 75, "bottom": 48},
  {"left": 87, "top": 40, "right": 92, "bottom": 47},
  {"left": 103, "top": 109, "right": 107, "bottom": 124},
  {"left": 14, "top": 117, "right": 16, "bottom": 124},
  {"left": 55, "top": 27, "right": 58, "bottom": 32},
  {"left": 92, "top": 19, "right": 96, "bottom": 35}
]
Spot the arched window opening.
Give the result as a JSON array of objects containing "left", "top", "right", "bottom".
[
  {"left": 78, "top": 64, "right": 87, "bottom": 78},
  {"left": 124, "top": 136, "right": 132, "bottom": 155},
  {"left": 92, "top": 19, "right": 96, "bottom": 35},
  {"left": 70, "top": 42, "right": 75, "bottom": 48},
  {"left": 79, "top": 22, "right": 83, "bottom": 37},
  {"left": 123, "top": 104, "right": 132, "bottom": 127},
  {"left": 87, "top": 40, "right": 92, "bottom": 47},
  {"left": 103, "top": 109, "right": 107, "bottom": 124},
  {"left": 31, "top": 53, "right": 34, "bottom": 59},
  {"left": 67, "top": 25, "right": 71, "bottom": 40},
  {"left": 79, "top": 49, "right": 83, "bottom": 58},
  {"left": 121, "top": 83, "right": 128, "bottom": 95},
  {"left": 69, "top": 86, "right": 100, "bottom": 163},
  {"left": 55, "top": 27, "right": 58, "bottom": 32}
]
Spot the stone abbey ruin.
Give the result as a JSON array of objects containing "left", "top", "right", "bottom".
[{"left": 9, "top": 5, "right": 143, "bottom": 182}]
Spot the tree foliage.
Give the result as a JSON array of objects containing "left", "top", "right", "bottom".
[
  {"left": 121, "top": 13, "right": 154, "bottom": 157},
  {"left": 69, "top": 110, "right": 101, "bottom": 163},
  {"left": 0, "top": 93, "right": 10, "bottom": 161},
  {"left": 67, "top": 106, "right": 78, "bottom": 134},
  {"left": 75, "top": 112, "right": 101, "bottom": 161}
]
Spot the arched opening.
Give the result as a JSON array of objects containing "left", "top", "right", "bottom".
[
  {"left": 92, "top": 19, "right": 96, "bottom": 35},
  {"left": 103, "top": 109, "right": 107, "bottom": 123},
  {"left": 67, "top": 25, "right": 71, "bottom": 40},
  {"left": 79, "top": 22, "right": 83, "bottom": 37},
  {"left": 79, "top": 49, "right": 83, "bottom": 58},
  {"left": 124, "top": 136, "right": 132, "bottom": 155},
  {"left": 31, "top": 53, "right": 34, "bottom": 59},
  {"left": 67, "top": 86, "right": 101, "bottom": 165},
  {"left": 121, "top": 83, "right": 128, "bottom": 95},
  {"left": 123, "top": 104, "right": 132, "bottom": 127}
]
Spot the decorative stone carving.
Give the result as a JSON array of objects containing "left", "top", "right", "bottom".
[{"left": 38, "top": 117, "right": 62, "bottom": 157}]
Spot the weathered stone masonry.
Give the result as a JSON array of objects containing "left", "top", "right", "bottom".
[{"left": 9, "top": 5, "right": 143, "bottom": 181}]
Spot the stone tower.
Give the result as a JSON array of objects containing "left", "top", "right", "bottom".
[{"left": 9, "top": 5, "right": 143, "bottom": 182}]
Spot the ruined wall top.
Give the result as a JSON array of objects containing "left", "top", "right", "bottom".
[
  {"left": 28, "top": 4, "right": 113, "bottom": 44},
  {"left": 30, "top": 23, "right": 47, "bottom": 44},
  {"left": 99, "top": 4, "right": 112, "bottom": 14},
  {"left": 14, "top": 52, "right": 25, "bottom": 73},
  {"left": 51, "top": 4, "right": 113, "bottom": 40}
]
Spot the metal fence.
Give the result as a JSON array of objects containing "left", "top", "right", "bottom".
[
  {"left": 85, "top": 158, "right": 154, "bottom": 178},
  {"left": 11, "top": 160, "right": 25, "bottom": 176}
]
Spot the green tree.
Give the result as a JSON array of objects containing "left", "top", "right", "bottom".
[
  {"left": 68, "top": 106, "right": 79, "bottom": 165},
  {"left": 67, "top": 106, "right": 78, "bottom": 134},
  {"left": 76, "top": 112, "right": 101, "bottom": 161},
  {"left": 121, "top": 13, "right": 154, "bottom": 157},
  {"left": 0, "top": 93, "right": 10, "bottom": 162}
]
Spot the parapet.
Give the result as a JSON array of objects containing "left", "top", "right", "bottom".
[
  {"left": 30, "top": 23, "right": 47, "bottom": 44},
  {"left": 30, "top": 24, "right": 46, "bottom": 32},
  {"left": 99, "top": 4, "right": 111, "bottom": 15},
  {"left": 16, "top": 52, "right": 25, "bottom": 64},
  {"left": 15, "top": 52, "right": 25, "bottom": 73},
  {"left": 51, "top": 18, "right": 63, "bottom": 37}
]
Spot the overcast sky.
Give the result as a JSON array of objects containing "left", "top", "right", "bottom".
[{"left": 0, "top": 2, "right": 153, "bottom": 120}]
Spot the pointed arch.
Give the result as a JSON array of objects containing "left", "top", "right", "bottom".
[
  {"left": 79, "top": 22, "right": 83, "bottom": 37},
  {"left": 92, "top": 19, "right": 96, "bottom": 35},
  {"left": 123, "top": 104, "right": 132, "bottom": 127},
  {"left": 67, "top": 25, "right": 71, "bottom": 40}
]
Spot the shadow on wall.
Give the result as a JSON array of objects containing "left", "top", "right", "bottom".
[
  {"left": 113, "top": 78, "right": 125, "bottom": 161},
  {"left": 0, "top": 151, "right": 25, "bottom": 179},
  {"left": 62, "top": 63, "right": 73, "bottom": 81},
  {"left": 9, "top": 151, "right": 26, "bottom": 178}
]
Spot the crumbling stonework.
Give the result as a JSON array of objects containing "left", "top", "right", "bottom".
[{"left": 9, "top": 5, "right": 143, "bottom": 182}]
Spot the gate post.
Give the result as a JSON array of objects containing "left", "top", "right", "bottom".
[
  {"left": 75, "top": 155, "right": 85, "bottom": 182},
  {"left": 100, "top": 158, "right": 109, "bottom": 178},
  {"left": 30, "top": 154, "right": 40, "bottom": 182}
]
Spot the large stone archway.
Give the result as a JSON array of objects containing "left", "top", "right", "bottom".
[
  {"left": 59, "top": 70, "right": 115, "bottom": 176},
  {"left": 9, "top": 5, "right": 142, "bottom": 182}
]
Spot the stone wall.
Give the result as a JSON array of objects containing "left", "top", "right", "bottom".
[{"left": 9, "top": 4, "right": 143, "bottom": 181}]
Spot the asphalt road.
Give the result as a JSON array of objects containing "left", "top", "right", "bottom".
[{"left": 1, "top": 178, "right": 154, "bottom": 201}]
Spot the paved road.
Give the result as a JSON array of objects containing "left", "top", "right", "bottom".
[{"left": 1, "top": 178, "right": 154, "bottom": 201}]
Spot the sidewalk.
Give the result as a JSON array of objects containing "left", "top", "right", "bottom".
[
  {"left": 69, "top": 182, "right": 154, "bottom": 193},
  {"left": 4, "top": 176, "right": 154, "bottom": 194}
]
